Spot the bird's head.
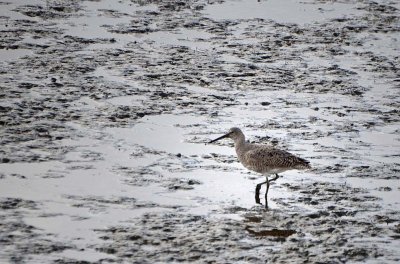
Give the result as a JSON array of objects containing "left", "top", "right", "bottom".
[{"left": 209, "top": 127, "right": 244, "bottom": 143}]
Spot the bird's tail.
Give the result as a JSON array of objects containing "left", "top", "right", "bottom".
[{"left": 295, "top": 157, "right": 311, "bottom": 170}]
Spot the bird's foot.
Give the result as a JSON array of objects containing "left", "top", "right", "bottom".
[
  {"left": 256, "top": 202, "right": 269, "bottom": 210},
  {"left": 255, "top": 198, "right": 268, "bottom": 209}
]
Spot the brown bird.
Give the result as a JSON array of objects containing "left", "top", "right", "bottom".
[{"left": 209, "top": 127, "right": 311, "bottom": 209}]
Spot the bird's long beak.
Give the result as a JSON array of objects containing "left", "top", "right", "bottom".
[{"left": 208, "top": 132, "right": 230, "bottom": 144}]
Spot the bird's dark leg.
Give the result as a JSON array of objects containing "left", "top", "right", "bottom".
[
  {"left": 255, "top": 181, "right": 267, "bottom": 205},
  {"left": 264, "top": 178, "right": 270, "bottom": 209},
  {"left": 263, "top": 174, "right": 279, "bottom": 209},
  {"left": 270, "top": 173, "right": 280, "bottom": 182}
]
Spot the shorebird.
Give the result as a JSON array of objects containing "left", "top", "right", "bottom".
[{"left": 209, "top": 127, "right": 311, "bottom": 209}]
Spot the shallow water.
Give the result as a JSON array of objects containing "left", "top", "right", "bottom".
[
  {"left": 204, "top": 0, "right": 366, "bottom": 24},
  {"left": 0, "top": 49, "right": 32, "bottom": 61}
]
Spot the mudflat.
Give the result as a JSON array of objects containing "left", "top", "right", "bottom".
[{"left": 0, "top": 0, "right": 399, "bottom": 263}]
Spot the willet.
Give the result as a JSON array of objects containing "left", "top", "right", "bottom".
[{"left": 209, "top": 127, "right": 311, "bottom": 209}]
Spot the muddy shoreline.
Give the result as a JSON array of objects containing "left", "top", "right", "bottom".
[{"left": 1, "top": 0, "right": 399, "bottom": 263}]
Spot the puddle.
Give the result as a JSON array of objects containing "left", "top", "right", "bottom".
[
  {"left": 106, "top": 95, "right": 148, "bottom": 106},
  {"left": 359, "top": 130, "right": 399, "bottom": 147},
  {"left": 0, "top": 0, "right": 42, "bottom": 21},
  {"left": 56, "top": 0, "right": 213, "bottom": 52},
  {"left": 0, "top": 48, "right": 32, "bottom": 61},
  {"left": 57, "top": 1, "right": 132, "bottom": 39},
  {"left": 346, "top": 178, "right": 400, "bottom": 209},
  {"left": 219, "top": 53, "right": 249, "bottom": 64},
  {"left": 204, "top": 0, "right": 365, "bottom": 25},
  {"left": 55, "top": 0, "right": 158, "bottom": 51},
  {"left": 107, "top": 114, "right": 224, "bottom": 156},
  {"left": 351, "top": 32, "right": 400, "bottom": 58},
  {"left": 48, "top": 248, "right": 114, "bottom": 263},
  {"left": 92, "top": 66, "right": 143, "bottom": 89}
]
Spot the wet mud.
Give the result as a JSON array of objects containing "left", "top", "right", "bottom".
[{"left": 1, "top": 0, "right": 399, "bottom": 263}]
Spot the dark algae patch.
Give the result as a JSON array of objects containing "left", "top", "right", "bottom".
[{"left": 245, "top": 226, "right": 296, "bottom": 238}]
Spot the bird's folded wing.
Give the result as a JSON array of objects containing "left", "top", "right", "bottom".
[{"left": 244, "top": 147, "right": 310, "bottom": 169}]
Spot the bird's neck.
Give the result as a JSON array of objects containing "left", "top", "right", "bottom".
[{"left": 234, "top": 135, "right": 246, "bottom": 152}]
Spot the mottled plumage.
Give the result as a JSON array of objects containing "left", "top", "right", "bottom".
[
  {"left": 239, "top": 145, "right": 311, "bottom": 174},
  {"left": 209, "top": 127, "right": 311, "bottom": 209}
]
